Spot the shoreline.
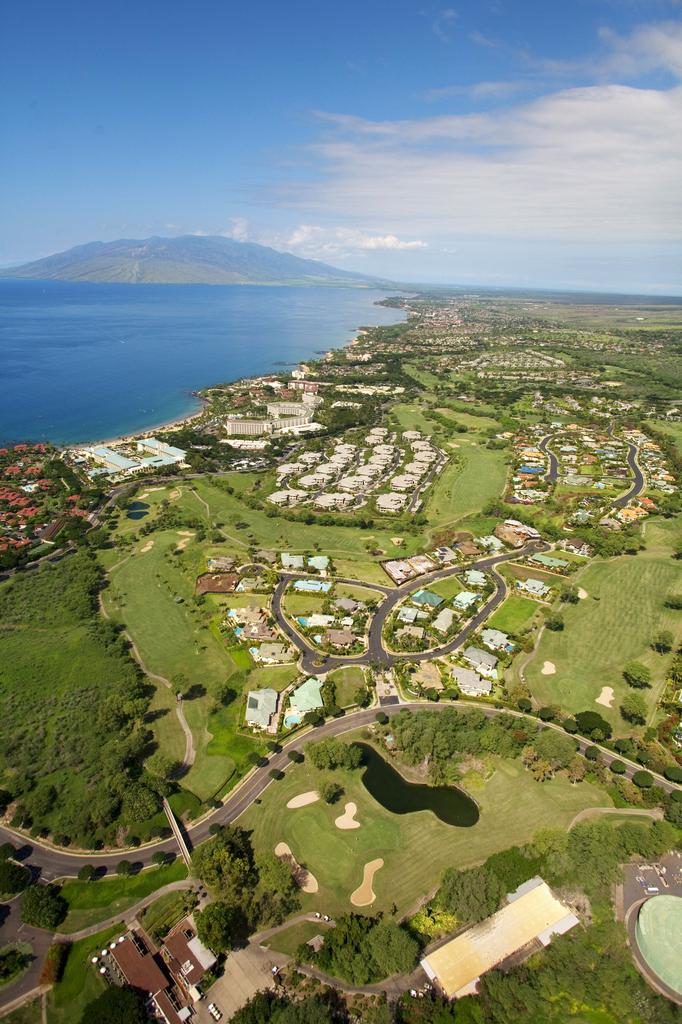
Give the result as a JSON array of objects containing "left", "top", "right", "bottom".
[{"left": 61, "top": 305, "right": 404, "bottom": 451}]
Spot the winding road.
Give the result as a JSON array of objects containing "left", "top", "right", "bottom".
[
  {"left": 272, "top": 539, "right": 549, "bottom": 674},
  {"left": 613, "top": 443, "right": 646, "bottom": 508}
]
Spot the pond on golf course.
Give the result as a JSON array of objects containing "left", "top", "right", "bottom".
[{"left": 357, "top": 742, "right": 479, "bottom": 827}]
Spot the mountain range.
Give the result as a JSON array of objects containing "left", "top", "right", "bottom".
[{"left": 1, "top": 235, "right": 384, "bottom": 286}]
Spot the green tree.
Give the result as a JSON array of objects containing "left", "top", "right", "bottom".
[
  {"left": 623, "top": 661, "right": 651, "bottom": 689},
  {"left": 0, "top": 859, "right": 30, "bottom": 895},
  {"left": 195, "top": 900, "right": 243, "bottom": 952},
  {"left": 77, "top": 864, "right": 95, "bottom": 882},
  {"left": 20, "top": 885, "right": 67, "bottom": 928},
  {"left": 651, "top": 630, "right": 673, "bottom": 654},
  {"left": 437, "top": 866, "right": 504, "bottom": 925},
  {"left": 620, "top": 692, "right": 647, "bottom": 724},
  {"left": 367, "top": 920, "right": 419, "bottom": 977},
  {"left": 533, "top": 730, "right": 577, "bottom": 770},
  {"left": 319, "top": 779, "right": 344, "bottom": 804}
]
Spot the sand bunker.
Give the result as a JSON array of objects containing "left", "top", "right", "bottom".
[
  {"left": 169, "top": 488, "right": 182, "bottom": 500},
  {"left": 541, "top": 661, "right": 556, "bottom": 676},
  {"left": 350, "top": 859, "right": 384, "bottom": 907},
  {"left": 286, "top": 791, "right": 319, "bottom": 810},
  {"left": 175, "top": 531, "right": 195, "bottom": 551},
  {"left": 578, "top": 588, "right": 588, "bottom": 600},
  {"left": 140, "top": 540, "right": 154, "bottom": 554},
  {"left": 274, "top": 842, "right": 318, "bottom": 893},
  {"left": 596, "top": 686, "right": 615, "bottom": 708},
  {"left": 335, "top": 802, "right": 360, "bottom": 831},
  {"left": 391, "top": 537, "right": 404, "bottom": 547}
]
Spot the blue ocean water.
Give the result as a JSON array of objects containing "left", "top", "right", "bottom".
[{"left": 0, "top": 280, "right": 405, "bottom": 445}]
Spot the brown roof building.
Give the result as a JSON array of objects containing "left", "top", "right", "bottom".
[{"left": 196, "top": 573, "right": 239, "bottom": 595}]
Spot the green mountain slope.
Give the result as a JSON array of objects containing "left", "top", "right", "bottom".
[{"left": 1, "top": 235, "right": 385, "bottom": 286}]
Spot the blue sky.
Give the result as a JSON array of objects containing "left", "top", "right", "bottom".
[{"left": 2, "top": 0, "right": 681, "bottom": 292}]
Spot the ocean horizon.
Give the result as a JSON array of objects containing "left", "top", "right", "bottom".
[{"left": 0, "top": 280, "right": 405, "bottom": 446}]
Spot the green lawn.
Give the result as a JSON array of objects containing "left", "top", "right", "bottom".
[
  {"left": 58, "top": 861, "right": 188, "bottom": 933},
  {"left": 430, "top": 576, "right": 464, "bottom": 600},
  {"left": 526, "top": 519, "right": 682, "bottom": 731},
  {"left": 239, "top": 745, "right": 610, "bottom": 918},
  {"left": 487, "top": 595, "right": 538, "bottom": 634},
  {"left": 47, "top": 924, "right": 121, "bottom": 1024},
  {"left": 102, "top": 531, "right": 260, "bottom": 799},
  {"left": 327, "top": 666, "right": 366, "bottom": 706},
  {"left": 248, "top": 664, "right": 300, "bottom": 692},
  {"left": 422, "top": 438, "right": 508, "bottom": 538},
  {"left": 138, "top": 889, "right": 195, "bottom": 942},
  {"left": 267, "top": 920, "right": 327, "bottom": 956}
]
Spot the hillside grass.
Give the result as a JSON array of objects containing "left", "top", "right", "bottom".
[{"left": 58, "top": 860, "right": 188, "bottom": 933}]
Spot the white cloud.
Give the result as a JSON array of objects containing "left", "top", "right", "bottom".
[
  {"left": 293, "top": 74, "right": 682, "bottom": 245},
  {"left": 424, "top": 80, "right": 529, "bottom": 102},
  {"left": 432, "top": 8, "right": 458, "bottom": 43},
  {"left": 225, "top": 217, "right": 251, "bottom": 241},
  {"left": 280, "top": 225, "right": 427, "bottom": 258}
]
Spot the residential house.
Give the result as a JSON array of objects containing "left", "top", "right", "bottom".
[
  {"left": 253, "top": 643, "right": 294, "bottom": 664},
  {"left": 454, "top": 591, "right": 480, "bottom": 613},
  {"left": 281, "top": 553, "right": 305, "bottom": 570},
  {"left": 451, "top": 667, "right": 493, "bottom": 696},
  {"left": 245, "top": 688, "right": 279, "bottom": 729},
  {"left": 463, "top": 646, "right": 499, "bottom": 677},
  {"left": 325, "top": 628, "right": 356, "bottom": 648},
  {"left": 396, "top": 625, "right": 425, "bottom": 642},
  {"left": 463, "top": 569, "right": 487, "bottom": 588},
  {"left": 412, "top": 589, "right": 443, "bottom": 608},
  {"left": 517, "top": 578, "right": 549, "bottom": 598},
  {"left": 289, "top": 678, "right": 324, "bottom": 717},
  {"left": 432, "top": 608, "right": 455, "bottom": 633},
  {"left": 481, "top": 628, "right": 512, "bottom": 651}
]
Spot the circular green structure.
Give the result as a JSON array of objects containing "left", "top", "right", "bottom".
[{"left": 635, "top": 895, "right": 682, "bottom": 997}]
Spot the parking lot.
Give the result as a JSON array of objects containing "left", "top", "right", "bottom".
[{"left": 622, "top": 851, "right": 682, "bottom": 914}]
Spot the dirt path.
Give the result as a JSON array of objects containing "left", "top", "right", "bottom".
[
  {"left": 567, "top": 806, "right": 663, "bottom": 831},
  {"left": 190, "top": 487, "right": 211, "bottom": 522},
  {"left": 98, "top": 594, "right": 195, "bottom": 770}
]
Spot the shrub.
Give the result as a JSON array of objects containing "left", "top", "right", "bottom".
[
  {"left": 632, "top": 770, "right": 654, "bottom": 789},
  {"left": 585, "top": 746, "right": 601, "bottom": 761},
  {"left": 663, "top": 765, "right": 682, "bottom": 783},
  {"left": 40, "top": 942, "right": 68, "bottom": 984},
  {"left": 609, "top": 760, "right": 627, "bottom": 775}
]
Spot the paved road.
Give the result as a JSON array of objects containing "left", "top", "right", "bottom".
[
  {"left": 272, "top": 540, "right": 549, "bottom": 674},
  {"left": 1, "top": 700, "right": 680, "bottom": 1014},
  {"left": 613, "top": 443, "right": 645, "bottom": 508},
  {"left": 538, "top": 434, "right": 560, "bottom": 483}
]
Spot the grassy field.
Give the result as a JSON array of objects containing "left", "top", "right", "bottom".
[
  {"left": 266, "top": 920, "right": 327, "bottom": 956},
  {"left": 102, "top": 530, "right": 261, "bottom": 800},
  {"left": 58, "top": 860, "right": 188, "bottom": 933},
  {"left": 327, "top": 666, "right": 366, "bottom": 706},
  {"left": 239, "top": 748, "right": 609, "bottom": 918},
  {"left": 525, "top": 519, "right": 682, "bottom": 730},
  {"left": 248, "top": 664, "right": 300, "bottom": 692},
  {"left": 487, "top": 595, "right": 539, "bottom": 634},
  {"left": 47, "top": 924, "right": 121, "bottom": 1024},
  {"left": 423, "top": 439, "right": 508, "bottom": 539},
  {"left": 429, "top": 576, "right": 464, "bottom": 600},
  {"left": 138, "top": 889, "right": 195, "bottom": 941}
]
